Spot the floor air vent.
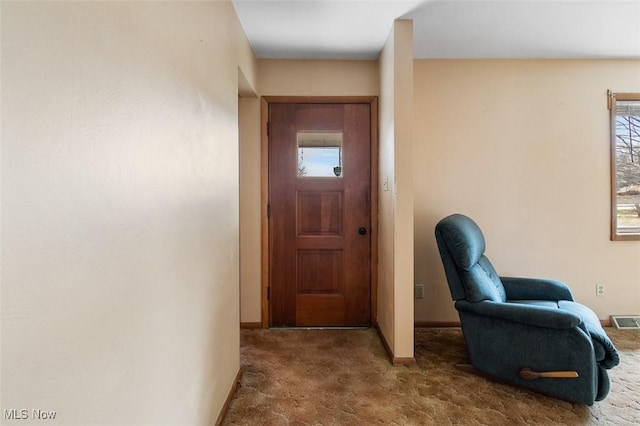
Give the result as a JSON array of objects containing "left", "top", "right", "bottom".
[{"left": 611, "top": 316, "right": 640, "bottom": 329}]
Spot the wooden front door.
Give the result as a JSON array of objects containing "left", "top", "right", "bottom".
[{"left": 269, "top": 102, "right": 372, "bottom": 327}]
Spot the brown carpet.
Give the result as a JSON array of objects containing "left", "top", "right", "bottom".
[{"left": 223, "top": 327, "right": 640, "bottom": 425}]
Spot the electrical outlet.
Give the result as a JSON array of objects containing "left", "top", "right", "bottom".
[
  {"left": 415, "top": 284, "right": 424, "bottom": 299},
  {"left": 596, "top": 283, "right": 605, "bottom": 297}
]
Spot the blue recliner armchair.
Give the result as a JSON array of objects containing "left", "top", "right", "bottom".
[{"left": 434, "top": 214, "right": 619, "bottom": 405}]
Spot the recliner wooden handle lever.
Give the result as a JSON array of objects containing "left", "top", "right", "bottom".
[{"left": 519, "top": 368, "right": 579, "bottom": 380}]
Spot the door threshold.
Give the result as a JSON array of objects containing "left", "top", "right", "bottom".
[{"left": 270, "top": 326, "right": 370, "bottom": 330}]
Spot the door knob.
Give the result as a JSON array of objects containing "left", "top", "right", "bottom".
[{"left": 358, "top": 227, "right": 367, "bottom": 235}]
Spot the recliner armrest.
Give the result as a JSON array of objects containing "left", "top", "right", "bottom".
[
  {"left": 500, "top": 277, "right": 574, "bottom": 302},
  {"left": 456, "top": 300, "right": 582, "bottom": 329}
]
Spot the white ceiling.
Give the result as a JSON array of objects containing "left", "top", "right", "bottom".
[{"left": 231, "top": 0, "right": 640, "bottom": 60}]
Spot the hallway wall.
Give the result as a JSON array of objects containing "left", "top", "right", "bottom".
[
  {"left": 377, "top": 20, "right": 415, "bottom": 360},
  {"left": 1, "top": 1, "right": 256, "bottom": 424}
]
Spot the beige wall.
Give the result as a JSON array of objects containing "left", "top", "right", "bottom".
[
  {"left": 239, "top": 59, "right": 378, "bottom": 324},
  {"left": 377, "top": 24, "right": 396, "bottom": 351},
  {"left": 1, "top": 1, "right": 256, "bottom": 424},
  {"left": 258, "top": 59, "right": 379, "bottom": 96},
  {"left": 414, "top": 59, "right": 640, "bottom": 323},
  {"left": 377, "top": 20, "right": 415, "bottom": 359},
  {"left": 239, "top": 96, "right": 261, "bottom": 324}
]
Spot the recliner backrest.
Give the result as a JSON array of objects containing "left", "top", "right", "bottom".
[{"left": 435, "top": 214, "right": 506, "bottom": 303}]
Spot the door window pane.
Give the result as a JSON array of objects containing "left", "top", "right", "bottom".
[{"left": 297, "top": 132, "right": 343, "bottom": 177}]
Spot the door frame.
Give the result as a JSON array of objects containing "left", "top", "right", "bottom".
[{"left": 261, "top": 96, "right": 378, "bottom": 327}]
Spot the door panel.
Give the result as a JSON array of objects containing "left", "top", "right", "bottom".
[
  {"left": 297, "top": 191, "right": 343, "bottom": 236},
  {"left": 269, "top": 102, "right": 371, "bottom": 327}
]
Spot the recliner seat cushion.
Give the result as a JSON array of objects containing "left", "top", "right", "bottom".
[{"left": 508, "top": 300, "right": 559, "bottom": 308}]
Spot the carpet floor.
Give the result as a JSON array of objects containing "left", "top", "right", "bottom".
[{"left": 223, "top": 327, "right": 640, "bottom": 425}]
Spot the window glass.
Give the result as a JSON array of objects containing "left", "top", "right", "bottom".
[
  {"left": 610, "top": 93, "right": 640, "bottom": 240},
  {"left": 297, "top": 132, "right": 343, "bottom": 177}
]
